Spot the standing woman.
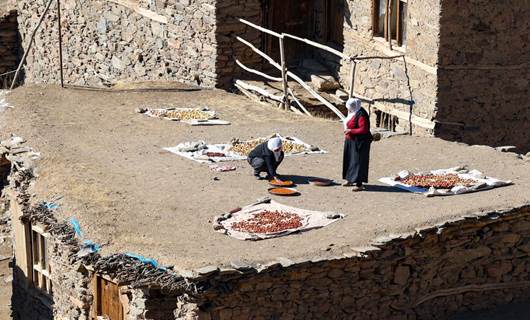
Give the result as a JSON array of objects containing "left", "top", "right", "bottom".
[{"left": 342, "top": 98, "right": 373, "bottom": 191}]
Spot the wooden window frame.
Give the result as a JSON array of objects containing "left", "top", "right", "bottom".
[
  {"left": 372, "top": 0, "right": 407, "bottom": 48},
  {"left": 92, "top": 275, "right": 125, "bottom": 320},
  {"left": 29, "top": 224, "right": 53, "bottom": 296}
]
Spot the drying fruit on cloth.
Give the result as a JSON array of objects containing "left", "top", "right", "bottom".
[
  {"left": 164, "top": 109, "right": 212, "bottom": 120},
  {"left": 231, "top": 210, "right": 303, "bottom": 234},
  {"left": 228, "top": 138, "right": 308, "bottom": 156},
  {"left": 205, "top": 152, "right": 226, "bottom": 157},
  {"left": 228, "top": 139, "right": 266, "bottom": 156},
  {"left": 399, "top": 173, "right": 476, "bottom": 189}
]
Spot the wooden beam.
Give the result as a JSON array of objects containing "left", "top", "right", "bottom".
[
  {"left": 387, "top": 0, "right": 393, "bottom": 50},
  {"left": 107, "top": 0, "right": 168, "bottom": 24},
  {"left": 348, "top": 62, "right": 357, "bottom": 98},
  {"left": 235, "top": 80, "right": 284, "bottom": 103},
  {"left": 288, "top": 88, "right": 313, "bottom": 117},
  {"left": 373, "top": 102, "right": 435, "bottom": 130},
  {"left": 286, "top": 71, "right": 345, "bottom": 120},
  {"left": 235, "top": 60, "right": 282, "bottom": 82},
  {"left": 282, "top": 33, "right": 348, "bottom": 60},
  {"left": 236, "top": 36, "right": 282, "bottom": 70},
  {"left": 278, "top": 37, "right": 289, "bottom": 110},
  {"left": 239, "top": 18, "right": 282, "bottom": 38}
]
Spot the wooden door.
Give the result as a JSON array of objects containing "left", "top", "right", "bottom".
[
  {"left": 93, "top": 276, "right": 124, "bottom": 320},
  {"left": 266, "top": 0, "right": 315, "bottom": 66}
]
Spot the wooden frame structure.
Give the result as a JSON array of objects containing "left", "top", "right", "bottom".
[{"left": 235, "top": 18, "right": 405, "bottom": 121}]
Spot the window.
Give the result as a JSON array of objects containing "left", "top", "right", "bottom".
[
  {"left": 92, "top": 276, "right": 124, "bottom": 320},
  {"left": 373, "top": 0, "right": 407, "bottom": 47},
  {"left": 30, "top": 224, "right": 52, "bottom": 295}
]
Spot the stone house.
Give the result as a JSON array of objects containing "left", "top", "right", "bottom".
[
  {"left": 13, "top": 0, "right": 530, "bottom": 150},
  {"left": 1, "top": 86, "right": 530, "bottom": 320}
]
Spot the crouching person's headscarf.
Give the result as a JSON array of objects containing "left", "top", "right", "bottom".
[
  {"left": 267, "top": 137, "right": 283, "bottom": 161},
  {"left": 343, "top": 98, "right": 361, "bottom": 130}
]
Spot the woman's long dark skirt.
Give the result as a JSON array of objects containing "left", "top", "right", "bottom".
[{"left": 342, "top": 138, "right": 371, "bottom": 184}]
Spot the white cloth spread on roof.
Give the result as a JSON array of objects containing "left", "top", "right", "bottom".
[
  {"left": 378, "top": 166, "right": 512, "bottom": 197},
  {"left": 213, "top": 199, "right": 344, "bottom": 240},
  {"left": 164, "top": 135, "right": 326, "bottom": 164}
]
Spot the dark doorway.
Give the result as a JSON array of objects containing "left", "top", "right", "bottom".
[
  {"left": 0, "top": 156, "right": 10, "bottom": 191},
  {"left": 263, "top": 0, "right": 315, "bottom": 67}
]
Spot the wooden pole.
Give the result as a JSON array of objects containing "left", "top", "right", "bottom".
[
  {"left": 57, "top": 0, "right": 64, "bottom": 88},
  {"left": 11, "top": 0, "right": 55, "bottom": 90},
  {"left": 278, "top": 36, "right": 289, "bottom": 111},
  {"left": 235, "top": 59, "right": 283, "bottom": 82},
  {"left": 384, "top": 0, "right": 389, "bottom": 41},
  {"left": 387, "top": 0, "right": 393, "bottom": 50},
  {"left": 348, "top": 61, "right": 357, "bottom": 98}
]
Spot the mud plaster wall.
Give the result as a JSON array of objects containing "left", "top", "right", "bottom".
[
  {"left": 435, "top": 0, "right": 530, "bottom": 151},
  {"left": 183, "top": 206, "right": 530, "bottom": 320},
  {"left": 323, "top": 0, "right": 440, "bottom": 134},
  {"left": 0, "top": 9, "right": 20, "bottom": 87}
]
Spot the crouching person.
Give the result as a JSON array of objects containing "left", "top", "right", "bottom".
[{"left": 248, "top": 137, "right": 284, "bottom": 181}]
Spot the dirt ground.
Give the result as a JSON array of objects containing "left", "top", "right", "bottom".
[{"left": 1, "top": 85, "right": 529, "bottom": 272}]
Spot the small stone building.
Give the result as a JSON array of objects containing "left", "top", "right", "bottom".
[{"left": 15, "top": 0, "right": 530, "bottom": 150}]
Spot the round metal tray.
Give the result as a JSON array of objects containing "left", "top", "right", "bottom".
[
  {"left": 268, "top": 187, "right": 300, "bottom": 196},
  {"left": 269, "top": 180, "right": 295, "bottom": 187}
]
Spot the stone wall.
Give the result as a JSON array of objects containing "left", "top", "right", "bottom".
[
  {"left": 17, "top": 0, "right": 218, "bottom": 88},
  {"left": 0, "top": 9, "right": 20, "bottom": 88},
  {"left": 435, "top": 0, "right": 530, "bottom": 151},
  {"left": 331, "top": 0, "right": 440, "bottom": 134},
  {"left": 184, "top": 205, "right": 530, "bottom": 320}
]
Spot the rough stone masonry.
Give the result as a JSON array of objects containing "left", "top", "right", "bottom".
[{"left": 14, "top": 0, "right": 530, "bottom": 151}]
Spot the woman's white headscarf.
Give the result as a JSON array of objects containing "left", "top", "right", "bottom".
[
  {"left": 343, "top": 98, "right": 362, "bottom": 130},
  {"left": 267, "top": 137, "right": 283, "bottom": 161}
]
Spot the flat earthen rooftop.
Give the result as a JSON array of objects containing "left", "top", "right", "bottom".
[{"left": 2, "top": 85, "right": 529, "bottom": 271}]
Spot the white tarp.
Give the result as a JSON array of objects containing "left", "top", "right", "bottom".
[
  {"left": 164, "top": 134, "right": 326, "bottom": 164},
  {"left": 0, "top": 90, "right": 13, "bottom": 113},
  {"left": 139, "top": 107, "right": 230, "bottom": 125},
  {"left": 213, "top": 198, "right": 344, "bottom": 240},
  {"left": 379, "top": 166, "right": 512, "bottom": 197}
]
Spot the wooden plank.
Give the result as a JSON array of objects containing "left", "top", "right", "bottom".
[
  {"left": 278, "top": 37, "right": 289, "bottom": 110},
  {"left": 107, "top": 0, "right": 168, "bottom": 24},
  {"left": 286, "top": 71, "right": 345, "bottom": 120},
  {"left": 235, "top": 80, "right": 284, "bottom": 102},
  {"left": 288, "top": 88, "right": 313, "bottom": 117},
  {"left": 236, "top": 36, "right": 282, "bottom": 70},
  {"left": 349, "top": 62, "right": 357, "bottom": 98},
  {"left": 387, "top": 0, "right": 393, "bottom": 50},
  {"left": 373, "top": 102, "right": 435, "bottom": 130},
  {"left": 282, "top": 33, "right": 347, "bottom": 60},
  {"left": 235, "top": 60, "right": 282, "bottom": 82},
  {"left": 396, "top": 0, "right": 402, "bottom": 46},
  {"left": 239, "top": 18, "right": 282, "bottom": 38}
]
